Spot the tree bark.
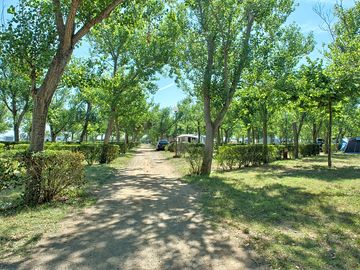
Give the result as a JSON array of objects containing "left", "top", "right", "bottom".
[
  {"left": 247, "top": 128, "right": 251, "bottom": 144},
  {"left": 104, "top": 109, "right": 116, "bottom": 144},
  {"left": 201, "top": 125, "right": 216, "bottom": 175},
  {"left": 79, "top": 101, "right": 92, "bottom": 143},
  {"left": 328, "top": 100, "right": 332, "bottom": 168},
  {"left": 13, "top": 122, "right": 20, "bottom": 142},
  {"left": 115, "top": 121, "right": 120, "bottom": 144},
  {"left": 197, "top": 120, "right": 201, "bottom": 143},
  {"left": 312, "top": 122, "right": 317, "bottom": 144},
  {"left": 263, "top": 116, "right": 268, "bottom": 164},
  {"left": 292, "top": 122, "right": 299, "bottom": 159}
]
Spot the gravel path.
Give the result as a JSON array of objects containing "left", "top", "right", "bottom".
[{"left": 3, "top": 145, "right": 265, "bottom": 270}]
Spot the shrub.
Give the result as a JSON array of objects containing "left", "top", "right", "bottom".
[
  {"left": 78, "top": 144, "right": 101, "bottom": 165},
  {"left": 299, "top": 144, "right": 320, "bottom": 157},
  {"left": 186, "top": 143, "right": 204, "bottom": 175},
  {"left": 216, "top": 144, "right": 285, "bottom": 170},
  {"left": 99, "top": 144, "right": 119, "bottom": 164},
  {"left": 21, "top": 150, "right": 85, "bottom": 203},
  {"left": 0, "top": 143, "right": 4, "bottom": 153},
  {"left": 0, "top": 151, "right": 25, "bottom": 191}
]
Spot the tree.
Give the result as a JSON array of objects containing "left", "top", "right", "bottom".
[
  {"left": 2, "top": 0, "right": 125, "bottom": 152},
  {"left": 0, "top": 59, "right": 31, "bottom": 142},
  {"left": 176, "top": 0, "right": 297, "bottom": 174},
  {"left": 64, "top": 59, "right": 100, "bottom": 142},
  {"left": 88, "top": 3, "right": 179, "bottom": 145}
]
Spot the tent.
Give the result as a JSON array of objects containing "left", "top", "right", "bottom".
[{"left": 343, "top": 137, "right": 360, "bottom": 154}]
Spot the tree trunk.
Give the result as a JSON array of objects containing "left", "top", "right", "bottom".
[
  {"left": 79, "top": 101, "right": 92, "bottom": 143},
  {"left": 312, "top": 122, "right": 317, "bottom": 144},
  {"left": 51, "top": 132, "right": 56, "bottom": 143},
  {"left": 201, "top": 125, "right": 215, "bottom": 175},
  {"left": 14, "top": 122, "right": 20, "bottom": 143},
  {"left": 197, "top": 120, "right": 201, "bottom": 143},
  {"left": 247, "top": 128, "right": 251, "bottom": 144},
  {"left": 30, "top": 96, "right": 49, "bottom": 152},
  {"left": 292, "top": 122, "right": 299, "bottom": 159},
  {"left": 116, "top": 121, "right": 120, "bottom": 144},
  {"left": 252, "top": 127, "right": 255, "bottom": 144},
  {"left": 104, "top": 109, "right": 116, "bottom": 144},
  {"left": 124, "top": 132, "right": 129, "bottom": 153},
  {"left": 263, "top": 117, "right": 268, "bottom": 164},
  {"left": 328, "top": 100, "right": 332, "bottom": 168}
]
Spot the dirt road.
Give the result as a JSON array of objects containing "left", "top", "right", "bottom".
[{"left": 3, "top": 145, "right": 264, "bottom": 270}]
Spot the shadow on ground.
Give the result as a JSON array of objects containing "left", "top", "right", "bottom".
[
  {"left": 1, "top": 148, "right": 263, "bottom": 270},
  {"left": 186, "top": 173, "right": 360, "bottom": 269}
]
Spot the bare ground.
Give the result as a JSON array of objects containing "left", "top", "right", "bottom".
[{"left": 2, "top": 145, "right": 265, "bottom": 270}]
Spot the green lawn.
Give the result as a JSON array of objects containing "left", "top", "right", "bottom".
[
  {"left": 0, "top": 151, "right": 134, "bottom": 260},
  {"left": 185, "top": 154, "right": 360, "bottom": 270}
]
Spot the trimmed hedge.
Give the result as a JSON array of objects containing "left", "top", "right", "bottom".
[
  {"left": 299, "top": 144, "right": 320, "bottom": 157},
  {"left": 99, "top": 144, "right": 120, "bottom": 164},
  {"left": 21, "top": 150, "right": 85, "bottom": 203},
  {"left": 216, "top": 144, "right": 285, "bottom": 170},
  {"left": 1, "top": 150, "right": 85, "bottom": 203}
]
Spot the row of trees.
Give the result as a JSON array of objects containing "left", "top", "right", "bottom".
[{"left": 0, "top": 0, "right": 359, "bottom": 206}]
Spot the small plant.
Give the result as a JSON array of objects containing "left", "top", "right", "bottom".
[{"left": 186, "top": 143, "right": 204, "bottom": 175}]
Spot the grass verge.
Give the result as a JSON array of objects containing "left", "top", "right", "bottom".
[
  {"left": 0, "top": 151, "right": 134, "bottom": 260},
  {"left": 183, "top": 153, "right": 360, "bottom": 270}
]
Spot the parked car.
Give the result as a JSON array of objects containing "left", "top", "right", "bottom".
[{"left": 156, "top": 139, "right": 169, "bottom": 151}]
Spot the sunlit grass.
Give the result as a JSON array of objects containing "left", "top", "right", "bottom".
[{"left": 184, "top": 153, "right": 360, "bottom": 269}]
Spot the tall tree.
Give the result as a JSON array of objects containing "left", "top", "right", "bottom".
[
  {"left": 176, "top": 0, "right": 297, "bottom": 174},
  {"left": 0, "top": 59, "right": 31, "bottom": 142}
]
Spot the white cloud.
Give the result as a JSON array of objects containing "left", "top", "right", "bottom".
[{"left": 158, "top": 83, "right": 175, "bottom": 91}]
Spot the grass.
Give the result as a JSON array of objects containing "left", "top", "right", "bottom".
[
  {"left": 0, "top": 151, "right": 134, "bottom": 260},
  {"left": 183, "top": 153, "right": 360, "bottom": 270}
]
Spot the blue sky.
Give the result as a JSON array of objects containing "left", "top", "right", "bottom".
[{"left": 1, "top": 0, "right": 356, "bottom": 109}]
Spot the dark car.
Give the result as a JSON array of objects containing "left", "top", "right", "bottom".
[{"left": 156, "top": 139, "right": 169, "bottom": 151}]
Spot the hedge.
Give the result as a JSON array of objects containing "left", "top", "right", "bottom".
[
  {"left": 1, "top": 150, "right": 85, "bottom": 203},
  {"left": 216, "top": 144, "right": 285, "bottom": 170},
  {"left": 299, "top": 144, "right": 320, "bottom": 157}
]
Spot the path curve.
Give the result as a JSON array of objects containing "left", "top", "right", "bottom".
[{"left": 4, "top": 145, "right": 265, "bottom": 270}]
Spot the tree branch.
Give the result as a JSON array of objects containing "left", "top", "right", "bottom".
[
  {"left": 53, "top": 0, "right": 65, "bottom": 39},
  {"left": 73, "top": 0, "right": 124, "bottom": 45},
  {"left": 63, "top": 0, "right": 81, "bottom": 48}
]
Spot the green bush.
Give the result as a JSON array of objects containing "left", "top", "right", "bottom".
[
  {"left": 299, "top": 144, "right": 320, "bottom": 157},
  {"left": 216, "top": 144, "right": 284, "bottom": 170},
  {"left": 78, "top": 144, "right": 101, "bottom": 165},
  {"left": 0, "top": 151, "right": 25, "bottom": 191},
  {"left": 0, "top": 143, "right": 5, "bottom": 153},
  {"left": 186, "top": 143, "right": 204, "bottom": 175},
  {"left": 20, "top": 150, "right": 85, "bottom": 203},
  {"left": 45, "top": 143, "right": 79, "bottom": 152},
  {"left": 99, "top": 144, "right": 119, "bottom": 164}
]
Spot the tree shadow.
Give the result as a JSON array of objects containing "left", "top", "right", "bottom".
[
  {"left": 2, "top": 169, "right": 264, "bottom": 269},
  {"left": 186, "top": 175, "right": 360, "bottom": 269}
]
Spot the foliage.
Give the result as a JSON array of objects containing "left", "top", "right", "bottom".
[
  {"left": 99, "top": 144, "right": 120, "bottom": 164},
  {"left": 216, "top": 144, "right": 285, "bottom": 170},
  {"left": 185, "top": 154, "right": 360, "bottom": 269},
  {"left": 20, "top": 150, "right": 85, "bottom": 203},
  {"left": 299, "top": 144, "right": 320, "bottom": 157},
  {"left": 186, "top": 144, "right": 204, "bottom": 175},
  {"left": 0, "top": 151, "right": 25, "bottom": 191},
  {"left": 78, "top": 144, "right": 101, "bottom": 165}
]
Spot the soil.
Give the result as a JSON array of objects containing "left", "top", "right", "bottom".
[{"left": 2, "top": 145, "right": 266, "bottom": 270}]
